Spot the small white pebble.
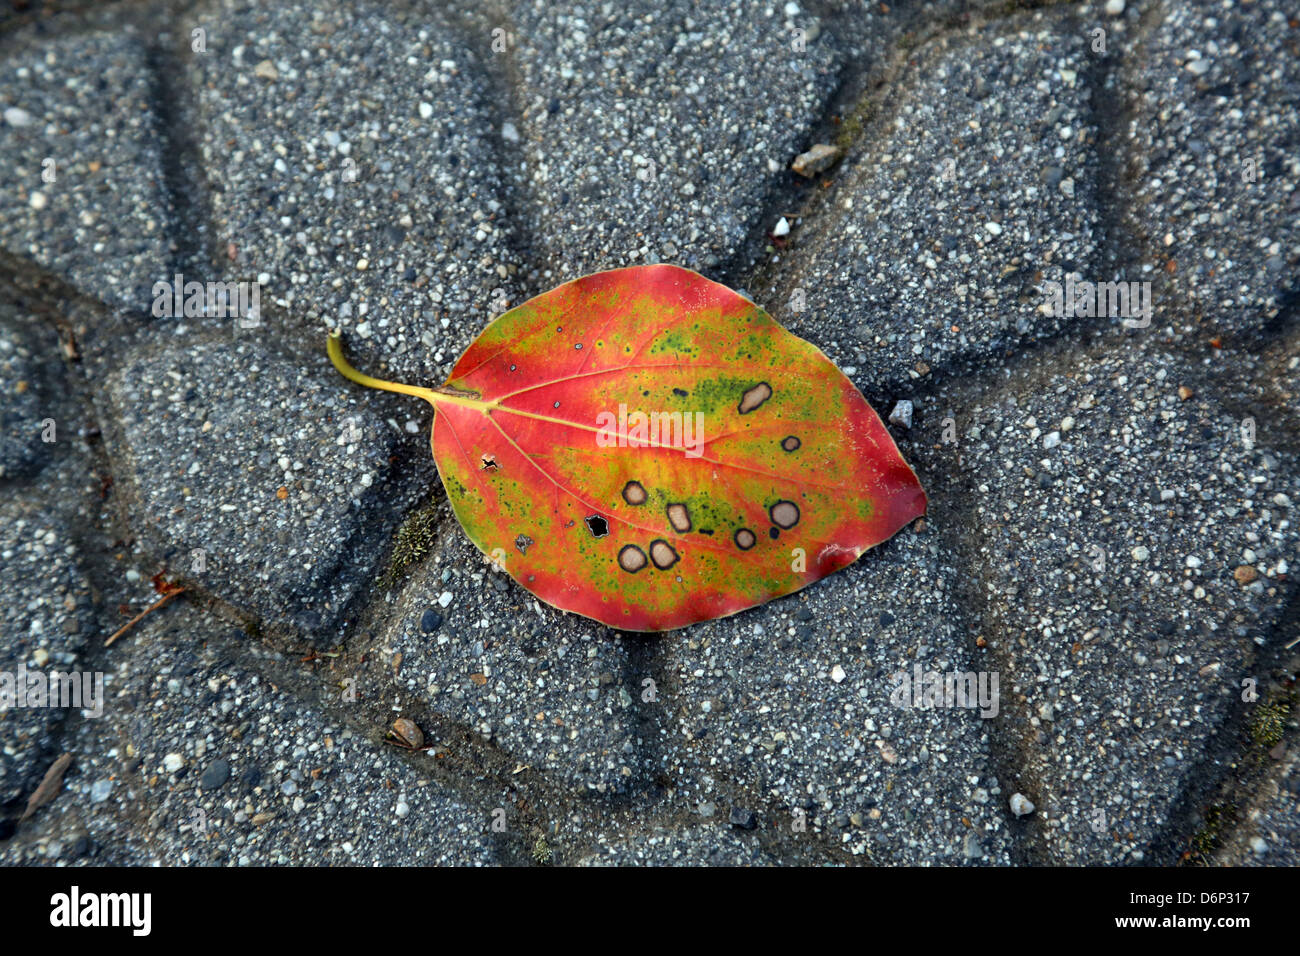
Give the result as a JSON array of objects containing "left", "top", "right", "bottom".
[
  {"left": 889, "top": 400, "right": 913, "bottom": 429},
  {"left": 1010, "top": 793, "right": 1035, "bottom": 817}
]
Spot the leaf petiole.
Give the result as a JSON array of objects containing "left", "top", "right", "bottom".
[{"left": 327, "top": 331, "right": 482, "bottom": 409}]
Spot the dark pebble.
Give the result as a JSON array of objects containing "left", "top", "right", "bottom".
[
  {"left": 420, "top": 609, "right": 443, "bottom": 633},
  {"left": 199, "top": 758, "right": 231, "bottom": 790},
  {"left": 729, "top": 807, "right": 757, "bottom": 829}
]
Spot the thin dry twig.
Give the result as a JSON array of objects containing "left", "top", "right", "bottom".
[
  {"left": 104, "top": 588, "right": 186, "bottom": 648},
  {"left": 20, "top": 753, "right": 72, "bottom": 822}
]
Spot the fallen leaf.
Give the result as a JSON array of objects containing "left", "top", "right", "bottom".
[
  {"left": 329, "top": 264, "right": 926, "bottom": 630},
  {"left": 150, "top": 572, "right": 184, "bottom": 596},
  {"left": 20, "top": 753, "right": 72, "bottom": 823}
]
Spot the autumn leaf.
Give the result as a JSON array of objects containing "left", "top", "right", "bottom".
[{"left": 328, "top": 264, "right": 926, "bottom": 631}]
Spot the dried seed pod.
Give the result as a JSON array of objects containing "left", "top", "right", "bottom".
[{"left": 391, "top": 718, "right": 424, "bottom": 749}]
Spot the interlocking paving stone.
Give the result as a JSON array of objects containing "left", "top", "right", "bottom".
[
  {"left": 186, "top": 0, "right": 525, "bottom": 383},
  {"left": 0, "top": 27, "right": 171, "bottom": 313},
  {"left": 367, "top": 527, "right": 647, "bottom": 795},
  {"left": 1121, "top": 0, "right": 1300, "bottom": 336},
  {"left": 763, "top": 16, "right": 1103, "bottom": 390},
  {"left": 654, "top": 528, "right": 1017, "bottom": 864},
  {"left": 509, "top": 0, "right": 841, "bottom": 275},
  {"left": 0, "top": 305, "right": 60, "bottom": 480},
  {"left": 0, "top": 607, "right": 499, "bottom": 865},
  {"left": 0, "top": 492, "right": 96, "bottom": 819},
  {"left": 935, "top": 333, "right": 1299, "bottom": 862},
  {"left": 101, "top": 336, "right": 412, "bottom": 639},
  {"left": 1219, "top": 747, "right": 1300, "bottom": 867},
  {"left": 573, "top": 822, "right": 782, "bottom": 866}
]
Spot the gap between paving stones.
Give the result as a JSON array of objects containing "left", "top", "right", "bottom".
[{"left": 1144, "top": 592, "right": 1300, "bottom": 865}]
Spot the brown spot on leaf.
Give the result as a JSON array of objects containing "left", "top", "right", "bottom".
[
  {"left": 649, "top": 539, "right": 680, "bottom": 570},
  {"left": 621, "top": 480, "right": 648, "bottom": 505},
  {"left": 666, "top": 503, "right": 692, "bottom": 533},
  {"left": 734, "top": 528, "right": 756, "bottom": 551},
  {"left": 738, "top": 381, "right": 773, "bottom": 414},
  {"left": 781, "top": 435, "right": 801, "bottom": 452},
  {"left": 770, "top": 500, "right": 800, "bottom": 529},
  {"left": 618, "top": 545, "right": 648, "bottom": 573}
]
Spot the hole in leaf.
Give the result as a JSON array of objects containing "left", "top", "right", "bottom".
[
  {"left": 585, "top": 515, "right": 609, "bottom": 538},
  {"left": 480, "top": 454, "right": 499, "bottom": 471},
  {"left": 515, "top": 534, "right": 534, "bottom": 555}
]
